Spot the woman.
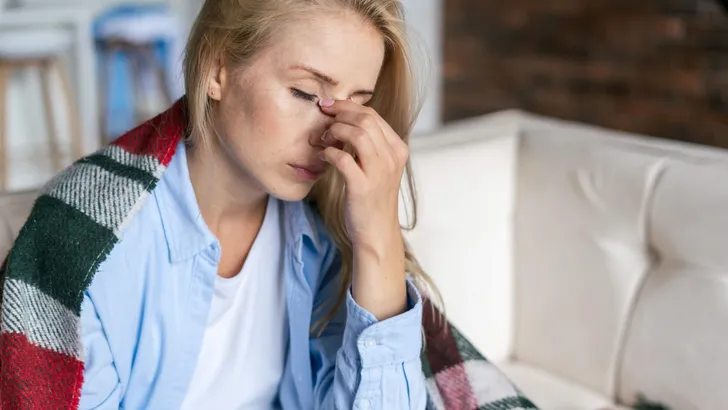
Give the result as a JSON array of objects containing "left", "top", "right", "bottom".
[
  {"left": 0, "top": 0, "right": 535, "bottom": 409},
  {"left": 99, "top": 0, "right": 428, "bottom": 406}
]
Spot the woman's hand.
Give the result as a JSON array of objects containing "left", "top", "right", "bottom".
[{"left": 316, "top": 98, "right": 408, "bottom": 321}]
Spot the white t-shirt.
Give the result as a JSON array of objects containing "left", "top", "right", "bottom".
[{"left": 180, "top": 197, "right": 287, "bottom": 410}]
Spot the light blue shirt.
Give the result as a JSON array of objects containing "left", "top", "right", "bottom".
[{"left": 79, "top": 142, "right": 427, "bottom": 409}]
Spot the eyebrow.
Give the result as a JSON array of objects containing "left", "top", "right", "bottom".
[{"left": 290, "top": 64, "right": 375, "bottom": 96}]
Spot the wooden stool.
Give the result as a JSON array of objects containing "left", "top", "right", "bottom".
[
  {"left": 0, "top": 28, "right": 82, "bottom": 192},
  {"left": 97, "top": 38, "right": 173, "bottom": 145},
  {"left": 95, "top": 7, "right": 179, "bottom": 144}
]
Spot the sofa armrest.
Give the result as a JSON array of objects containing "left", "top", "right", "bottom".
[{"left": 401, "top": 116, "right": 520, "bottom": 362}]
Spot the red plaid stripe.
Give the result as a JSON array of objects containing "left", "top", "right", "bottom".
[
  {"left": 111, "top": 98, "right": 187, "bottom": 167},
  {"left": 0, "top": 332, "right": 83, "bottom": 409},
  {"left": 423, "top": 299, "right": 463, "bottom": 375},
  {"left": 436, "top": 363, "right": 479, "bottom": 410}
]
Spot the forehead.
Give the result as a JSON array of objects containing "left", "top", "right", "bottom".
[{"left": 265, "top": 12, "right": 386, "bottom": 88}]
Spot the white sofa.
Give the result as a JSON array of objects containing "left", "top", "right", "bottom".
[
  {"left": 401, "top": 110, "right": 728, "bottom": 410},
  {"left": 2, "top": 110, "right": 726, "bottom": 409}
]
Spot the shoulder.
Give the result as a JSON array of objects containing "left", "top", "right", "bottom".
[
  {"left": 3, "top": 160, "right": 159, "bottom": 312},
  {"left": 4, "top": 101, "right": 182, "bottom": 312},
  {"left": 5, "top": 143, "right": 176, "bottom": 313},
  {"left": 94, "top": 189, "right": 165, "bottom": 281}
]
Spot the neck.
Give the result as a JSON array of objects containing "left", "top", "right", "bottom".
[{"left": 186, "top": 140, "right": 268, "bottom": 236}]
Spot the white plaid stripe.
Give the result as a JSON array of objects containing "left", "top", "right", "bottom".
[
  {"left": 426, "top": 377, "right": 446, "bottom": 409},
  {"left": 99, "top": 144, "right": 166, "bottom": 178},
  {"left": 1, "top": 279, "right": 81, "bottom": 358},
  {"left": 465, "top": 360, "right": 525, "bottom": 406},
  {"left": 44, "top": 162, "right": 147, "bottom": 235}
]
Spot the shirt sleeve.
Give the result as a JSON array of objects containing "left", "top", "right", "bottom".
[
  {"left": 79, "top": 292, "right": 123, "bottom": 410},
  {"left": 309, "top": 252, "right": 427, "bottom": 410}
]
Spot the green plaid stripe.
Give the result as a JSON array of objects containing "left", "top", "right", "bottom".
[
  {"left": 6, "top": 195, "right": 116, "bottom": 313},
  {"left": 478, "top": 396, "right": 539, "bottom": 410}
]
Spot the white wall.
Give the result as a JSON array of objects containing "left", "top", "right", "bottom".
[{"left": 402, "top": 0, "right": 442, "bottom": 135}]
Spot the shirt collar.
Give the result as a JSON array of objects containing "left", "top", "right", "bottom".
[
  {"left": 282, "top": 199, "right": 320, "bottom": 251},
  {"left": 155, "top": 141, "right": 218, "bottom": 263}
]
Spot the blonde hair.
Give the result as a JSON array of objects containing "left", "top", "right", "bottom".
[{"left": 184, "top": 0, "right": 441, "bottom": 331}]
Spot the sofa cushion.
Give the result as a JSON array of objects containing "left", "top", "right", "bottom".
[
  {"left": 0, "top": 190, "right": 37, "bottom": 259},
  {"left": 618, "top": 159, "right": 728, "bottom": 409},
  {"left": 514, "top": 130, "right": 666, "bottom": 397},
  {"left": 499, "top": 361, "right": 631, "bottom": 410}
]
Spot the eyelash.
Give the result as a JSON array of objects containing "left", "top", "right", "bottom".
[
  {"left": 290, "top": 88, "right": 317, "bottom": 103},
  {"left": 290, "top": 87, "right": 371, "bottom": 106}
]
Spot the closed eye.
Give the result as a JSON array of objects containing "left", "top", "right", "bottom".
[{"left": 290, "top": 88, "right": 317, "bottom": 102}]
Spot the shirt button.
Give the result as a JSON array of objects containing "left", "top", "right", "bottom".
[
  {"left": 210, "top": 243, "right": 221, "bottom": 261},
  {"left": 363, "top": 339, "right": 378, "bottom": 348},
  {"left": 357, "top": 399, "right": 371, "bottom": 410}
]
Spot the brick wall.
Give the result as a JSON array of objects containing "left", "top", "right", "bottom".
[{"left": 444, "top": 0, "right": 728, "bottom": 148}]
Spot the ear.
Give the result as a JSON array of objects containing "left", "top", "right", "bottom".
[{"left": 208, "top": 57, "right": 226, "bottom": 101}]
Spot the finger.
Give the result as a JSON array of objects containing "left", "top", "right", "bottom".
[
  {"left": 323, "top": 110, "right": 392, "bottom": 159},
  {"left": 321, "top": 100, "right": 409, "bottom": 167},
  {"left": 322, "top": 123, "right": 379, "bottom": 169},
  {"left": 318, "top": 146, "right": 366, "bottom": 187},
  {"left": 320, "top": 99, "right": 401, "bottom": 147},
  {"left": 321, "top": 100, "right": 384, "bottom": 138}
]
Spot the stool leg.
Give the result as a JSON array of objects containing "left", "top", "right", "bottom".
[
  {"left": 54, "top": 58, "right": 83, "bottom": 160},
  {"left": 40, "top": 59, "right": 62, "bottom": 173},
  {"left": 0, "top": 63, "right": 9, "bottom": 192},
  {"left": 128, "top": 49, "right": 144, "bottom": 125},
  {"left": 144, "top": 45, "right": 172, "bottom": 105},
  {"left": 99, "top": 44, "right": 112, "bottom": 146}
]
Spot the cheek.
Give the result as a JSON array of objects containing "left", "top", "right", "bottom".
[
  {"left": 219, "top": 85, "right": 282, "bottom": 144},
  {"left": 221, "top": 83, "right": 328, "bottom": 156},
  {"left": 266, "top": 91, "right": 329, "bottom": 142}
]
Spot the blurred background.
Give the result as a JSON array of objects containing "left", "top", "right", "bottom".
[
  {"left": 443, "top": 0, "right": 728, "bottom": 147},
  {"left": 1, "top": 0, "right": 727, "bottom": 192},
  {"left": 0, "top": 0, "right": 442, "bottom": 192}
]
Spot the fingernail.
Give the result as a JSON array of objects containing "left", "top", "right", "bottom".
[
  {"left": 321, "top": 130, "right": 328, "bottom": 141},
  {"left": 318, "top": 98, "right": 335, "bottom": 108},
  {"left": 318, "top": 151, "right": 326, "bottom": 161}
]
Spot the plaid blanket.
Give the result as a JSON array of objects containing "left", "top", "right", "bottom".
[
  {"left": 422, "top": 300, "right": 537, "bottom": 410},
  {"left": 0, "top": 98, "right": 537, "bottom": 409}
]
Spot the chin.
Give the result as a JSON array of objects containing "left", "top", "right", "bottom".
[
  {"left": 261, "top": 165, "right": 324, "bottom": 202},
  {"left": 265, "top": 180, "right": 315, "bottom": 202}
]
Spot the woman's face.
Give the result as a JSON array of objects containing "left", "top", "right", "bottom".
[{"left": 208, "top": 10, "right": 385, "bottom": 201}]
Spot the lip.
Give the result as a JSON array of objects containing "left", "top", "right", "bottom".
[{"left": 289, "top": 163, "right": 325, "bottom": 181}]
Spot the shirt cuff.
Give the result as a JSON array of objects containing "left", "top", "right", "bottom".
[{"left": 342, "top": 277, "right": 423, "bottom": 368}]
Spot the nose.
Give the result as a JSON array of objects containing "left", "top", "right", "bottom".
[{"left": 308, "top": 108, "right": 336, "bottom": 148}]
